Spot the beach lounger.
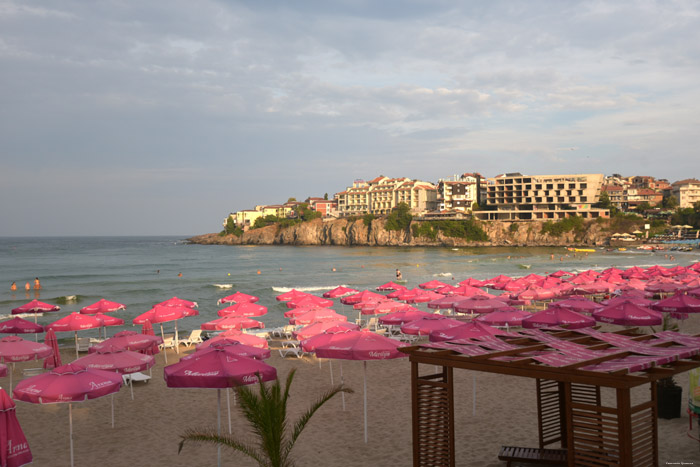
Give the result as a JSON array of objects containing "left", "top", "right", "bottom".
[
  {"left": 278, "top": 340, "right": 305, "bottom": 358},
  {"left": 123, "top": 372, "right": 151, "bottom": 384},
  {"left": 498, "top": 446, "right": 567, "bottom": 466},
  {"left": 178, "top": 329, "right": 203, "bottom": 348},
  {"left": 76, "top": 337, "right": 92, "bottom": 352},
  {"left": 159, "top": 337, "right": 175, "bottom": 351},
  {"left": 22, "top": 368, "right": 44, "bottom": 377}
]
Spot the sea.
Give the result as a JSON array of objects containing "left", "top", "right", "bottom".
[{"left": 1, "top": 236, "right": 698, "bottom": 343}]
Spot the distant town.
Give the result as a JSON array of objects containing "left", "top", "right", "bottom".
[{"left": 224, "top": 173, "right": 700, "bottom": 232}]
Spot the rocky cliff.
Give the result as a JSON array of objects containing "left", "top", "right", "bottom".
[{"left": 188, "top": 218, "right": 610, "bottom": 247}]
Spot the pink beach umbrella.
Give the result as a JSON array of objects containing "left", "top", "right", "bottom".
[
  {"left": 286, "top": 295, "right": 334, "bottom": 309},
  {"left": 429, "top": 321, "right": 514, "bottom": 342},
  {"left": 0, "top": 388, "right": 32, "bottom": 467},
  {"left": 10, "top": 300, "right": 60, "bottom": 325},
  {"left": 375, "top": 282, "right": 407, "bottom": 292},
  {"left": 201, "top": 316, "right": 264, "bottom": 332},
  {"left": 458, "top": 277, "right": 487, "bottom": 287},
  {"left": 289, "top": 309, "right": 347, "bottom": 326},
  {"left": 0, "top": 318, "right": 44, "bottom": 335},
  {"left": 133, "top": 306, "right": 195, "bottom": 360},
  {"left": 0, "top": 336, "right": 53, "bottom": 392},
  {"left": 79, "top": 299, "right": 126, "bottom": 315},
  {"left": 315, "top": 330, "right": 406, "bottom": 443},
  {"left": 185, "top": 341, "right": 270, "bottom": 361},
  {"left": 419, "top": 280, "right": 449, "bottom": 290},
  {"left": 359, "top": 300, "right": 403, "bottom": 315},
  {"left": 406, "top": 291, "right": 445, "bottom": 304},
  {"left": 275, "top": 289, "right": 309, "bottom": 301},
  {"left": 217, "top": 302, "right": 267, "bottom": 318},
  {"left": 593, "top": 301, "right": 663, "bottom": 326},
  {"left": 89, "top": 330, "right": 162, "bottom": 354},
  {"left": 293, "top": 321, "right": 360, "bottom": 341},
  {"left": 341, "top": 290, "right": 385, "bottom": 305},
  {"left": 549, "top": 270, "right": 574, "bottom": 278},
  {"left": 554, "top": 296, "right": 602, "bottom": 314},
  {"left": 522, "top": 305, "right": 595, "bottom": 329},
  {"left": 400, "top": 315, "right": 464, "bottom": 336},
  {"left": 13, "top": 363, "right": 122, "bottom": 467},
  {"left": 475, "top": 308, "right": 531, "bottom": 328},
  {"left": 378, "top": 309, "right": 432, "bottom": 326},
  {"left": 43, "top": 329, "right": 61, "bottom": 370},
  {"left": 323, "top": 286, "right": 360, "bottom": 298},
  {"left": 47, "top": 312, "right": 103, "bottom": 359},
  {"left": 283, "top": 306, "right": 330, "bottom": 319},
  {"left": 453, "top": 296, "right": 509, "bottom": 314},
  {"left": 94, "top": 312, "right": 125, "bottom": 339},
  {"left": 155, "top": 296, "right": 198, "bottom": 308},
  {"left": 140, "top": 321, "right": 159, "bottom": 356},
  {"left": 217, "top": 292, "right": 259, "bottom": 305},
  {"left": 195, "top": 331, "right": 268, "bottom": 350},
  {"left": 73, "top": 346, "right": 154, "bottom": 401},
  {"left": 651, "top": 293, "right": 700, "bottom": 318},
  {"left": 164, "top": 347, "right": 277, "bottom": 466}
]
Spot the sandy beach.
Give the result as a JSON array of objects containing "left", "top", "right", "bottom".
[{"left": 6, "top": 315, "right": 700, "bottom": 467}]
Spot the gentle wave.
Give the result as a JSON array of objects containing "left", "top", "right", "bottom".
[
  {"left": 271, "top": 285, "right": 345, "bottom": 293},
  {"left": 433, "top": 272, "right": 453, "bottom": 277},
  {"left": 53, "top": 294, "right": 86, "bottom": 304},
  {"left": 212, "top": 284, "right": 234, "bottom": 289}
]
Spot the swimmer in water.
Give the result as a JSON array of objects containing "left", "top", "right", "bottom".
[
  {"left": 396, "top": 269, "right": 403, "bottom": 280},
  {"left": 34, "top": 277, "right": 41, "bottom": 290},
  {"left": 10, "top": 282, "right": 17, "bottom": 291}
]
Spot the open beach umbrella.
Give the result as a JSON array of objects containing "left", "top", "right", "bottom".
[
  {"left": 293, "top": 321, "right": 360, "bottom": 341},
  {"left": 378, "top": 309, "right": 432, "bottom": 326},
  {"left": 390, "top": 287, "right": 424, "bottom": 301},
  {"left": 217, "top": 291, "right": 259, "bottom": 305},
  {"left": 155, "top": 296, "right": 198, "bottom": 308},
  {"left": 554, "top": 296, "right": 602, "bottom": 314},
  {"left": 375, "top": 282, "right": 406, "bottom": 292},
  {"left": 360, "top": 300, "right": 408, "bottom": 315},
  {"left": 10, "top": 300, "right": 60, "bottom": 325},
  {"left": 216, "top": 302, "right": 267, "bottom": 318},
  {"left": 593, "top": 301, "right": 663, "bottom": 326},
  {"left": 95, "top": 312, "right": 125, "bottom": 339},
  {"left": 522, "top": 305, "right": 595, "bottom": 329},
  {"left": 315, "top": 330, "right": 406, "bottom": 443},
  {"left": 453, "top": 296, "right": 510, "bottom": 314},
  {"left": 13, "top": 363, "right": 122, "bottom": 467},
  {"left": 429, "top": 321, "right": 514, "bottom": 342},
  {"left": 323, "top": 286, "right": 359, "bottom": 298},
  {"left": 196, "top": 331, "right": 269, "bottom": 350},
  {"left": 651, "top": 293, "right": 700, "bottom": 314},
  {"left": 400, "top": 315, "right": 464, "bottom": 336},
  {"left": 283, "top": 306, "right": 331, "bottom": 319},
  {"left": 0, "top": 336, "right": 53, "bottom": 393},
  {"left": 458, "top": 277, "right": 487, "bottom": 287},
  {"left": 340, "top": 290, "right": 385, "bottom": 305},
  {"left": 89, "top": 330, "right": 162, "bottom": 354},
  {"left": 0, "top": 318, "right": 44, "bottom": 336},
  {"left": 43, "top": 329, "right": 61, "bottom": 370},
  {"left": 286, "top": 296, "right": 334, "bottom": 309},
  {"left": 47, "top": 312, "right": 103, "bottom": 359},
  {"left": 201, "top": 316, "right": 264, "bottom": 332},
  {"left": 164, "top": 347, "right": 277, "bottom": 467},
  {"left": 405, "top": 290, "right": 444, "bottom": 304},
  {"left": 475, "top": 308, "right": 531, "bottom": 328},
  {"left": 73, "top": 345, "right": 154, "bottom": 401},
  {"left": 79, "top": 299, "right": 126, "bottom": 315},
  {"left": 0, "top": 388, "right": 32, "bottom": 467},
  {"left": 133, "top": 306, "right": 195, "bottom": 360},
  {"left": 186, "top": 340, "right": 271, "bottom": 361},
  {"left": 419, "top": 279, "right": 449, "bottom": 290},
  {"left": 289, "top": 309, "right": 347, "bottom": 325},
  {"left": 275, "top": 289, "right": 309, "bottom": 302}
]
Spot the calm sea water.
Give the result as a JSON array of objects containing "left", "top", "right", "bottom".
[{"left": 1, "top": 237, "right": 698, "bottom": 339}]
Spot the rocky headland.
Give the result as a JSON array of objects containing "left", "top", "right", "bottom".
[{"left": 187, "top": 218, "right": 612, "bottom": 247}]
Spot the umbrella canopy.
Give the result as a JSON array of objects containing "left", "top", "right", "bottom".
[
  {"left": 89, "top": 331, "right": 162, "bottom": 354},
  {"left": 429, "top": 321, "right": 514, "bottom": 342},
  {"left": 517, "top": 287, "right": 557, "bottom": 301},
  {"left": 554, "top": 296, "right": 602, "bottom": 314},
  {"left": 0, "top": 318, "right": 44, "bottom": 335},
  {"left": 289, "top": 309, "right": 347, "bottom": 325},
  {"left": 275, "top": 289, "right": 309, "bottom": 302},
  {"left": 405, "top": 291, "right": 444, "bottom": 304},
  {"left": 196, "top": 332, "right": 269, "bottom": 350},
  {"left": 155, "top": 297, "right": 198, "bottom": 308},
  {"left": 360, "top": 300, "right": 409, "bottom": 315},
  {"left": 216, "top": 302, "right": 268, "bottom": 318},
  {"left": 341, "top": 290, "right": 386, "bottom": 305},
  {"left": 164, "top": 351, "right": 276, "bottom": 389},
  {"left": 453, "top": 296, "right": 510, "bottom": 314},
  {"left": 651, "top": 293, "right": 700, "bottom": 314},
  {"left": 475, "top": 308, "right": 531, "bottom": 327},
  {"left": 217, "top": 292, "right": 259, "bottom": 305},
  {"left": 79, "top": 299, "right": 126, "bottom": 315},
  {"left": 644, "top": 281, "right": 684, "bottom": 294},
  {"left": 185, "top": 341, "right": 270, "bottom": 360},
  {"left": 0, "top": 388, "right": 32, "bottom": 467},
  {"left": 300, "top": 327, "right": 365, "bottom": 353},
  {"left": 47, "top": 312, "right": 104, "bottom": 359},
  {"left": 458, "top": 277, "right": 487, "bottom": 287},
  {"left": 419, "top": 280, "right": 449, "bottom": 290},
  {"left": 95, "top": 313, "right": 125, "bottom": 328},
  {"left": 521, "top": 305, "right": 596, "bottom": 329},
  {"left": 43, "top": 329, "right": 61, "bottom": 370},
  {"left": 400, "top": 315, "right": 464, "bottom": 336},
  {"left": 375, "top": 282, "right": 407, "bottom": 291},
  {"left": 283, "top": 306, "right": 330, "bottom": 319},
  {"left": 11, "top": 300, "right": 60, "bottom": 315},
  {"left": 293, "top": 321, "right": 360, "bottom": 341},
  {"left": 201, "top": 316, "right": 264, "bottom": 331},
  {"left": 427, "top": 295, "right": 469, "bottom": 310},
  {"left": 593, "top": 301, "right": 663, "bottom": 326},
  {"left": 323, "top": 286, "right": 360, "bottom": 298},
  {"left": 0, "top": 336, "right": 53, "bottom": 363},
  {"left": 133, "top": 305, "right": 196, "bottom": 325},
  {"left": 378, "top": 310, "right": 432, "bottom": 326},
  {"left": 286, "top": 296, "right": 334, "bottom": 309},
  {"left": 73, "top": 346, "right": 155, "bottom": 374}
]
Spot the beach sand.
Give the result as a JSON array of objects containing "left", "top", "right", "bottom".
[{"left": 9, "top": 319, "right": 700, "bottom": 466}]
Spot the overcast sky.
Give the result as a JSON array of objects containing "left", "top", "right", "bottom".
[{"left": 1, "top": 1, "right": 699, "bottom": 236}]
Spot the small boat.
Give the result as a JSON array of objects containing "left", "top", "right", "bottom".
[
  {"left": 573, "top": 248, "right": 596, "bottom": 253},
  {"left": 518, "top": 264, "right": 531, "bottom": 269},
  {"left": 618, "top": 248, "right": 627, "bottom": 251}
]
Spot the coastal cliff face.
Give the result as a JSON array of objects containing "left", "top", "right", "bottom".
[{"left": 188, "top": 218, "right": 609, "bottom": 247}]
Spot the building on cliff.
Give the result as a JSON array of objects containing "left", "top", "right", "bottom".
[
  {"left": 472, "top": 173, "right": 609, "bottom": 221},
  {"left": 671, "top": 179, "right": 700, "bottom": 208},
  {"left": 335, "top": 176, "right": 438, "bottom": 217},
  {"left": 436, "top": 173, "right": 487, "bottom": 213}
]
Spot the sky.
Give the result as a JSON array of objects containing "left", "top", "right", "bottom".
[{"left": 1, "top": 0, "right": 699, "bottom": 236}]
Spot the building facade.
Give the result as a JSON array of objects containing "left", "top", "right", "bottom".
[
  {"left": 436, "top": 173, "right": 486, "bottom": 213},
  {"left": 671, "top": 179, "right": 700, "bottom": 208},
  {"left": 473, "top": 173, "right": 609, "bottom": 221},
  {"left": 335, "top": 176, "right": 437, "bottom": 217}
]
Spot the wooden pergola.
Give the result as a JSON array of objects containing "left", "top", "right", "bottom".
[{"left": 400, "top": 328, "right": 700, "bottom": 466}]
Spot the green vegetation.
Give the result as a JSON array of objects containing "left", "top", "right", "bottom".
[
  {"left": 179, "top": 370, "right": 351, "bottom": 467},
  {"left": 384, "top": 203, "right": 413, "bottom": 231},
  {"left": 604, "top": 212, "right": 644, "bottom": 233},
  {"left": 509, "top": 223, "right": 519, "bottom": 233},
  {"left": 411, "top": 219, "right": 488, "bottom": 242},
  {"left": 661, "top": 195, "right": 678, "bottom": 210},
  {"left": 671, "top": 202, "right": 700, "bottom": 229},
  {"left": 595, "top": 191, "right": 619, "bottom": 215},
  {"left": 540, "top": 216, "right": 586, "bottom": 237},
  {"left": 362, "top": 213, "right": 376, "bottom": 226},
  {"left": 222, "top": 217, "right": 243, "bottom": 237}
]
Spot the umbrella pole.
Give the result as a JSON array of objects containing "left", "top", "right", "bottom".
[
  {"left": 130, "top": 377, "right": 134, "bottom": 400},
  {"left": 69, "top": 403, "right": 75, "bottom": 467},
  {"left": 340, "top": 361, "right": 345, "bottom": 411},
  {"left": 74, "top": 331, "right": 79, "bottom": 359},
  {"left": 227, "top": 388, "right": 232, "bottom": 434},
  {"left": 10, "top": 364, "right": 13, "bottom": 395},
  {"left": 175, "top": 322, "right": 180, "bottom": 354},
  {"left": 363, "top": 361, "right": 368, "bottom": 444},
  {"left": 217, "top": 389, "right": 222, "bottom": 467},
  {"left": 329, "top": 359, "right": 334, "bottom": 385},
  {"left": 160, "top": 325, "right": 167, "bottom": 364},
  {"left": 473, "top": 374, "right": 476, "bottom": 416},
  {"left": 111, "top": 393, "right": 115, "bottom": 428}
]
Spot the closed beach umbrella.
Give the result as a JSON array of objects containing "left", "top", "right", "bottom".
[
  {"left": 216, "top": 302, "right": 267, "bottom": 318},
  {"left": 43, "top": 329, "right": 61, "bottom": 370},
  {"left": 0, "top": 318, "right": 44, "bottom": 335},
  {"left": 140, "top": 321, "right": 159, "bottom": 356},
  {"left": 522, "top": 305, "right": 595, "bottom": 329},
  {"left": 79, "top": 299, "right": 126, "bottom": 315},
  {"left": 164, "top": 348, "right": 277, "bottom": 467},
  {"left": 201, "top": 316, "right": 264, "bottom": 331},
  {"left": 315, "top": 330, "right": 406, "bottom": 443},
  {"left": 13, "top": 363, "right": 122, "bottom": 467},
  {"left": 323, "top": 286, "right": 359, "bottom": 298},
  {"left": 0, "top": 365, "right": 5, "bottom": 378},
  {"left": 217, "top": 292, "right": 259, "bottom": 305},
  {"left": 0, "top": 388, "right": 32, "bottom": 467},
  {"left": 89, "top": 330, "right": 162, "bottom": 354},
  {"left": 47, "top": 312, "right": 103, "bottom": 359}
]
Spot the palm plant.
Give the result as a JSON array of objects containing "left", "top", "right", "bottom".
[{"left": 178, "top": 369, "right": 353, "bottom": 466}]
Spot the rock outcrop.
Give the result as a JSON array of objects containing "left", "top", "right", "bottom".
[{"left": 188, "top": 218, "right": 610, "bottom": 247}]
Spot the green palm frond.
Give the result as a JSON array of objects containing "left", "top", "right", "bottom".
[{"left": 179, "top": 427, "right": 266, "bottom": 465}]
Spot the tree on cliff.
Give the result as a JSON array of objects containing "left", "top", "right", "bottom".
[{"left": 385, "top": 203, "right": 412, "bottom": 231}]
